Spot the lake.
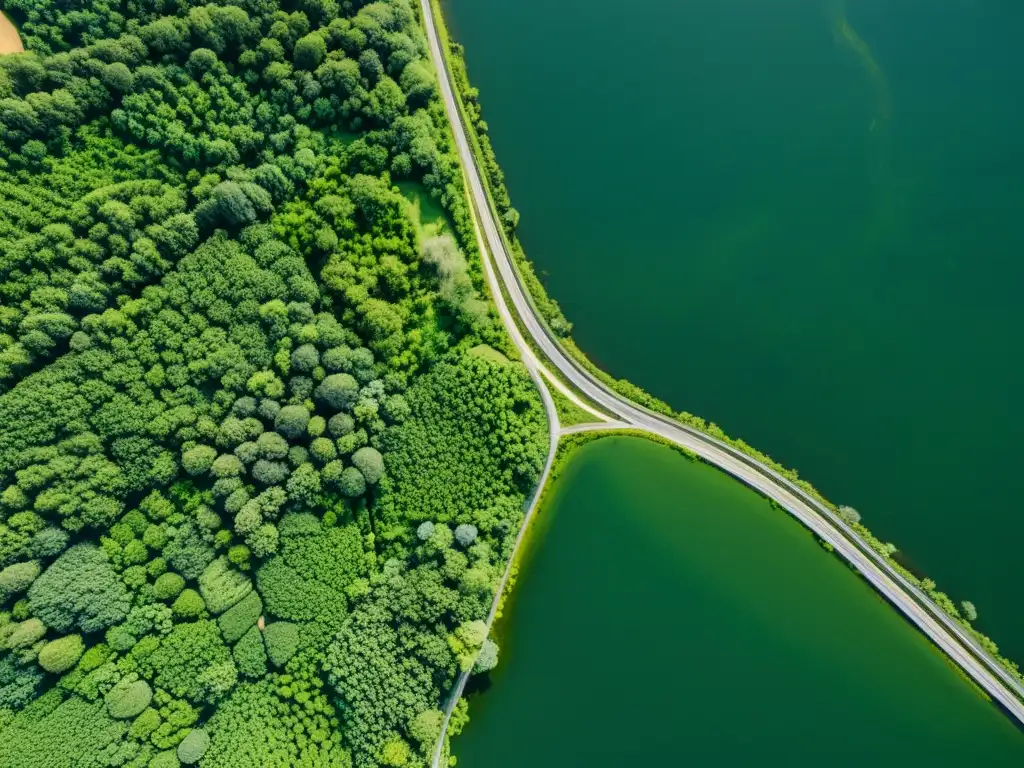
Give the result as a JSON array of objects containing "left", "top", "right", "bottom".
[
  {"left": 453, "top": 437, "right": 1024, "bottom": 765},
  {"left": 441, "top": 0, "right": 1024, "bottom": 663}
]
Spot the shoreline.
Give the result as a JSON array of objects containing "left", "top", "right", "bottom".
[{"left": 422, "top": 0, "right": 1024, "bottom": 729}]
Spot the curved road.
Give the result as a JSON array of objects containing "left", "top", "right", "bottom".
[{"left": 421, "top": 0, "right": 1024, "bottom": 763}]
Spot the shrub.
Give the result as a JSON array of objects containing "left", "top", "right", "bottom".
[
  {"left": 227, "top": 544, "right": 251, "bottom": 570},
  {"left": 309, "top": 437, "right": 336, "bottom": 463},
  {"left": 198, "top": 557, "right": 252, "bottom": 615},
  {"left": 258, "top": 399, "right": 281, "bottom": 422},
  {"left": 154, "top": 572, "right": 186, "bottom": 601},
  {"left": 248, "top": 524, "right": 280, "bottom": 558},
  {"left": 0, "top": 560, "right": 40, "bottom": 602},
  {"left": 37, "top": 634, "right": 85, "bottom": 673},
  {"left": 315, "top": 373, "right": 359, "bottom": 411},
  {"left": 176, "top": 728, "right": 210, "bottom": 765},
  {"left": 233, "top": 625, "right": 268, "bottom": 679},
  {"left": 962, "top": 601, "right": 979, "bottom": 622},
  {"left": 149, "top": 750, "right": 181, "bottom": 768},
  {"left": 233, "top": 397, "right": 258, "bottom": 418},
  {"left": 351, "top": 446, "right": 385, "bottom": 484},
  {"left": 454, "top": 524, "right": 478, "bottom": 548},
  {"left": 263, "top": 622, "right": 300, "bottom": 667},
  {"left": 474, "top": 638, "right": 499, "bottom": 673},
  {"left": 837, "top": 505, "right": 861, "bottom": 525},
  {"left": 129, "top": 707, "right": 161, "bottom": 740},
  {"left": 307, "top": 415, "right": 326, "bottom": 437},
  {"left": 255, "top": 558, "right": 347, "bottom": 627},
  {"left": 322, "top": 459, "right": 345, "bottom": 485},
  {"left": 275, "top": 405, "right": 310, "bottom": 440},
  {"left": 211, "top": 454, "right": 244, "bottom": 478},
  {"left": 258, "top": 430, "right": 290, "bottom": 460},
  {"left": 288, "top": 445, "right": 309, "bottom": 467},
  {"left": 289, "top": 376, "right": 314, "bottom": 401},
  {"left": 381, "top": 739, "right": 413, "bottom": 767},
  {"left": 224, "top": 489, "right": 250, "bottom": 516},
  {"left": 217, "top": 590, "right": 262, "bottom": 643},
  {"left": 28, "top": 544, "right": 130, "bottom": 633},
  {"left": 30, "top": 527, "right": 69, "bottom": 558},
  {"left": 106, "top": 625, "right": 136, "bottom": 652},
  {"left": 252, "top": 459, "right": 290, "bottom": 485},
  {"left": 1, "top": 617, "right": 46, "bottom": 649},
  {"left": 339, "top": 467, "right": 366, "bottom": 497},
  {"left": 164, "top": 523, "right": 216, "bottom": 580},
  {"left": 143, "top": 524, "right": 170, "bottom": 550},
  {"left": 290, "top": 344, "right": 319, "bottom": 373},
  {"left": 181, "top": 445, "right": 217, "bottom": 476},
  {"left": 123, "top": 539, "right": 149, "bottom": 565},
  {"left": 171, "top": 589, "right": 206, "bottom": 619},
  {"left": 106, "top": 679, "right": 153, "bottom": 719},
  {"left": 140, "top": 620, "right": 236, "bottom": 704},
  {"left": 327, "top": 412, "right": 355, "bottom": 437},
  {"left": 234, "top": 441, "right": 259, "bottom": 465},
  {"left": 213, "top": 478, "right": 245, "bottom": 499}
]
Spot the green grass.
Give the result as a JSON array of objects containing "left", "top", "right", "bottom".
[
  {"left": 549, "top": 385, "right": 600, "bottom": 428},
  {"left": 330, "top": 129, "right": 363, "bottom": 145},
  {"left": 468, "top": 343, "right": 511, "bottom": 365},
  {"left": 398, "top": 180, "right": 453, "bottom": 239}
]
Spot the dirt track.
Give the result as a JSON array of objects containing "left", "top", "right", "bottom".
[{"left": 0, "top": 11, "right": 24, "bottom": 54}]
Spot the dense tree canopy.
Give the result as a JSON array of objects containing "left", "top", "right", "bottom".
[{"left": 0, "top": 0, "right": 547, "bottom": 764}]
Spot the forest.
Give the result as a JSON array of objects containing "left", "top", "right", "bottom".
[{"left": 0, "top": 0, "right": 549, "bottom": 765}]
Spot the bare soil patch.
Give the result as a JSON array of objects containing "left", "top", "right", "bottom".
[{"left": 0, "top": 11, "right": 24, "bottom": 54}]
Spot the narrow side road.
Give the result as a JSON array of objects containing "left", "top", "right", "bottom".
[
  {"left": 420, "top": 0, "right": 1024, "bottom": 763},
  {"left": 427, "top": 160, "right": 561, "bottom": 768}
]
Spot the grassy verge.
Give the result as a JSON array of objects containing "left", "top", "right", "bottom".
[
  {"left": 548, "top": 385, "right": 599, "bottom": 427},
  {"left": 424, "top": 0, "right": 1024, "bottom": 688}
]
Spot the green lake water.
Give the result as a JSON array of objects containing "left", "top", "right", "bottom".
[
  {"left": 453, "top": 438, "right": 1024, "bottom": 765},
  {"left": 441, "top": 0, "right": 1024, "bottom": 662}
]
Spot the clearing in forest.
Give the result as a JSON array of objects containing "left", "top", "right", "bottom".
[
  {"left": 0, "top": 11, "right": 23, "bottom": 54},
  {"left": 399, "top": 180, "right": 452, "bottom": 239}
]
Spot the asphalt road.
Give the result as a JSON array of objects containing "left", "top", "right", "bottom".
[
  {"left": 420, "top": 0, "right": 1024, "bottom": 762},
  {"left": 427, "top": 155, "right": 564, "bottom": 768}
]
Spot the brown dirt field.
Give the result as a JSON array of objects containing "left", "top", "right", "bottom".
[{"left": 0, "top": 11, "right": 24, "bottom": 54}]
